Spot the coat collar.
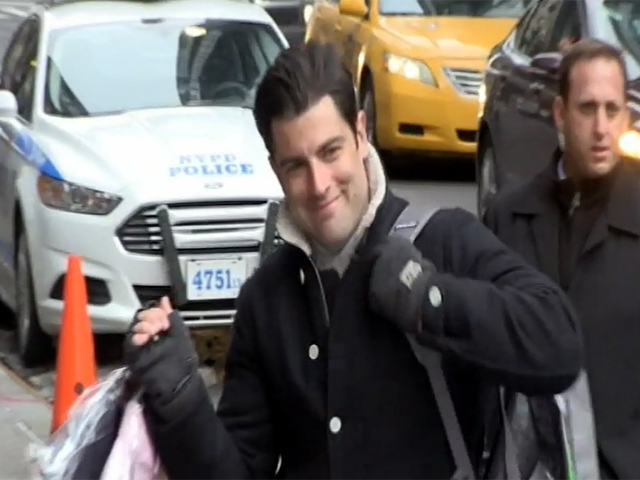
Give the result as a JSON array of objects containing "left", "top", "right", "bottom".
[
  {"left": 275, "top": 143, "right": 406, "bottom": 275},
  {"left": 510, "top": 152, "right": 640, "bottom": 238}
]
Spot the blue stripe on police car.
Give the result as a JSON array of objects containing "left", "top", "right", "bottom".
[{"left": 12, "top": 129, "right": 64, "bottom": 180}]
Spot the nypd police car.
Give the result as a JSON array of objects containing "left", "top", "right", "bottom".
[{"left": 0, "top": 0, "right": 286, "bottom": 366}]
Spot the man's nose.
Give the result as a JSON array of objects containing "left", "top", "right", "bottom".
[
  {"left": 593, "top": 108, "right": 608, "bottom": 138},
  {"left": 308, "top": 160, "right": 332, "bottom": 195}
]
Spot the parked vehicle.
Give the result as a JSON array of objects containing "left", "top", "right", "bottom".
[
  {"left": 304, "top": 0, "right": 528, "bottom": 159},
  {"left": 476, "top": 0, "right": 640, "bottom": 216},
  {"left": 0, "top": 0, "right": 286, "bottom": 366}
]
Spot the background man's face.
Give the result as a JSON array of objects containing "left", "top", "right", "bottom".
[
  {"left": 269, "top": 95, "right": 370, "bottom": 251},
  {"left": 553, "top": 58, "right": 629, "bottom": 180}
]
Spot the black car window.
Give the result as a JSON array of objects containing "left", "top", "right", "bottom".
[
  {"left": 547, "top": 0, "right": 582, "bottom": 53},
  {"left": 514, "top": 0, "right": 563, "bottom": 57},
  {"left": 600, "top": 0, "right": 640, "bottom": 81}
]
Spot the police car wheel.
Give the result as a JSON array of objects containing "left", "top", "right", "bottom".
[{"left": 15, "top": 229, "right": 53, "bottom": 368}]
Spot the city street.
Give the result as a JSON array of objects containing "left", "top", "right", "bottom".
[{"left": 0, "top": 5, "right": 479, "bottom": 476}]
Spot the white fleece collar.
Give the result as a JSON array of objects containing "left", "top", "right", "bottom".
[{"left": 275, "top": 143, "right": 387, "bottom": 276}]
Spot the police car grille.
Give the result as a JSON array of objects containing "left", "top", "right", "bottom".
[
  {"left": 442, "top": 67, "right": 482, "bottom": 96},
  {"left": 117, "top": 200, "right": 278, "bottom": 255}
]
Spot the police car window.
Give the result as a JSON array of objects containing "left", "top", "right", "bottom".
[
  {"left": 44, "top": 19, "right": 285, "bottom": 117},
  {"left": 12, "top": 18, "right": 39, "bottom": 120},
  {"left": 514, "top": 0, "right": 562, "bottom": 57},
  {"left": 2, "top": 20, "right": 30, "bottom": 90}
]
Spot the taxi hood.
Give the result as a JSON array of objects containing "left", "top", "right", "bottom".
[
  {"left": 378, "top": 16, "right": 517, "bottom": 59},
  {"left": 36, "top": 106, "right": 283, "bottom": 203}
]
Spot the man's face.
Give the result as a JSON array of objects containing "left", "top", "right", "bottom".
[
  {"left": 553, "top": 57, "right": 629, "bottom": 180},
  {"left": 269, "top": 95, "right": 370, "bottom": 252}
]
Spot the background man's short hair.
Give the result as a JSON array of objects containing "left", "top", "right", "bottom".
[
  {"left": 253, "top": 40, "right": 359, "bottom": 155},
  {"left": 558, "top": 38, "right": 627, "bottom": 101}
]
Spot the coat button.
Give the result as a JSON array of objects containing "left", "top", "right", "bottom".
[
  {"left": 329, "top": 416, "right": 342, "bottom": 434},
  {"left": 428, "top": 286, "right": 442, "bottom": 308},
  {"left": 308, "top": 344, "right": 319, "bottom": 360},
  {"left": 300, "top": 269, "right": 305, "bottom": 284}
]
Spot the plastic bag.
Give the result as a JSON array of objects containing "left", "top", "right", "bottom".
[
  {"left": 100, "top": 397, "right": 167, "bottom": 480},
  {"left": 31, "top": 367, "right": 137, "bottom": 480}
]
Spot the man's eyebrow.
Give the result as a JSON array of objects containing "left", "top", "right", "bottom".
[
  {"left": 277, "top": 136, "right": 345, "bottom": 167},
  {"left": 318, "top": 135, "right": 344, "bottom": 153}
]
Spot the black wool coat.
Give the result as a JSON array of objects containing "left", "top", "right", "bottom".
[
  {"left": 484, "top": 157, "right": 640, "bottom": 479},
  {"left": 145, "top": 190, "right": 582, "bottom": 479}
]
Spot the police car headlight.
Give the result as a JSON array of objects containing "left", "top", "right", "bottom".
[{"left": 37, "top": 174, "right": 122, "bottom": 215}]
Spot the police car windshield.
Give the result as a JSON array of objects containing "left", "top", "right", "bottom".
[
  {"left": 378, "top": 0, "right": 528, "bottom": 17},
  {"left": 44, "top": 19, "right": 285, "bottom": 117}
]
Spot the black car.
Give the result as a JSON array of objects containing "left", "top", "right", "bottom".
[
  {"left": 476, "top": 0, "right": 640, "bottom": 217},
  {"left": 249, "top": 0, "right": 307, "bottom": 46}
]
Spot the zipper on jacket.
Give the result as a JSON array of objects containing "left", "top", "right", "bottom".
[
  {"left": 569, "top": 192, "right": 581, "bottom": 216},
  {"left": 309, "top": 259, "right": 331, "bottom": 326}
]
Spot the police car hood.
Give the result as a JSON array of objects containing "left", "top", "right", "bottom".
[{"left": 37, "top": 106, "right": 282, "bottom": 202}]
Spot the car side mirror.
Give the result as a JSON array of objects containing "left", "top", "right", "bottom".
[
  {"left": 0, "top": 90, "right": 17, "bottom": 118},
  {"left": 338, "top": 0, "right": 367, "bottom": 18},
  {"left": 530, "top": 52, "right": 562, "bottom": 76}
]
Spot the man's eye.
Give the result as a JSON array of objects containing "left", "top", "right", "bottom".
[
  {"left": 326, "top": 146, "right": 341, "bottom": 159},
  {"left": 286, "top": 161, "right": 304, "bottom": 173}
]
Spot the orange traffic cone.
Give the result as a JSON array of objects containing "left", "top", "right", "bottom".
[{"left": 50, "top": 254, "right": 97, "bottom": 434}]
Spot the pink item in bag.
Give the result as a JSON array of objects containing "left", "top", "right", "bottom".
[{"left": 100, "top": 399, "right": 166, "bottom": 480}]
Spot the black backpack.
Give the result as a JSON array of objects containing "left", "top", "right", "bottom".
[{"left": 388, "top": 205, "right": 599, "bottom": 480}]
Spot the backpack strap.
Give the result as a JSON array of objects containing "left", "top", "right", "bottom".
[{"left": 390, "top": 205, "right": 476, "bottom": 480}]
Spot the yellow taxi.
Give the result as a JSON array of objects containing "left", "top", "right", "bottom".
[{"left": 304, "top": 0, "right": 530, "bottom": 158}]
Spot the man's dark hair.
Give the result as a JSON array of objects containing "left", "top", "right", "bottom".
[
  {"left": 253, "top": 40, "right": 358, "bottom": 155},
  {"left": 558, "top": 38, "right": 627, "bottom": 101}
]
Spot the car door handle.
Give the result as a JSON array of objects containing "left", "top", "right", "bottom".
[
  {"left": 516, "top": 97, "right": 537, "bottom": 115},
  {"left": 530, "top": 82, "right": 544, "bottom": 92}
]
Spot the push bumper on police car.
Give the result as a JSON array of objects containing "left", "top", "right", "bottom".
[{"left": 28, "top": 180, "right": 281, "bottom": 336}]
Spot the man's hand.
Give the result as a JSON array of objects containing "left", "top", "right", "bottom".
[
  {"left": 130, "top": 296, "right": 173, "bottom": 345},
  {"left": 123, "top": 296, "right": 200, "bottom": 418},
  {"left": 369, "top": 236, "right": 437, "bottom": 333}
]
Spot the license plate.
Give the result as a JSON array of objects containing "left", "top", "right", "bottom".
[{"left": 185, "top": 257, "right": 247, "bottom": 300}]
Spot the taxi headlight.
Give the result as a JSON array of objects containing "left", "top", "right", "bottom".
[
  {"left": 383, "top": 53, "right": 437, "bottom": 87},
  {"left": 478, "top": 82, "right": 487, "bottom": 118},
  {"left": 619, "top": 130, "right": 640, "bottom": 159},
  {"left": 303, "top": 4, "right": 313, "bottom": 23},
  {"left": 37, "top": 174, "right": 122, "bottom": 215}
]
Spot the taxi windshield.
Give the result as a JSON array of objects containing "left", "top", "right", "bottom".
[
  {"left": 379, "top": 0, "right": 529, "bottom": 18},
  {"left": 44, "top": 19, "right": 285, "bottom": 117}
]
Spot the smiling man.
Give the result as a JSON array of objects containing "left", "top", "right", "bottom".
[
  {"left": 123, "top": 40, "right": 582, "bottom": 479},
  {"left": 484, "top": 38, "right": 640, "bottom": 478}
]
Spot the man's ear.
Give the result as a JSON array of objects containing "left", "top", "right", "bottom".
[
  {"left": 355, "top": 109, "right": 368, "bottom": 152},
  {"left": 553, "top": 96, "right": 565, "bottom": 133}
]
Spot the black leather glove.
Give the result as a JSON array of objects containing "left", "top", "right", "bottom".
[
  {"left": 369, "top": 236, "right": 438, "bottom": 334},
  {"left": 123, "top": 306, "right": 201, "bottom": 422}
]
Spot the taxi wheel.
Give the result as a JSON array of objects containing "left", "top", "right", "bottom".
[
  {"left": 477, "top": 137, "right": 498, "bottom": 219},
  {"left": 15, "top": 230, "right": 53, "bottom": 368},
  {"left": 362, "top": 78, "right": 378, "bottom": 146}
]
